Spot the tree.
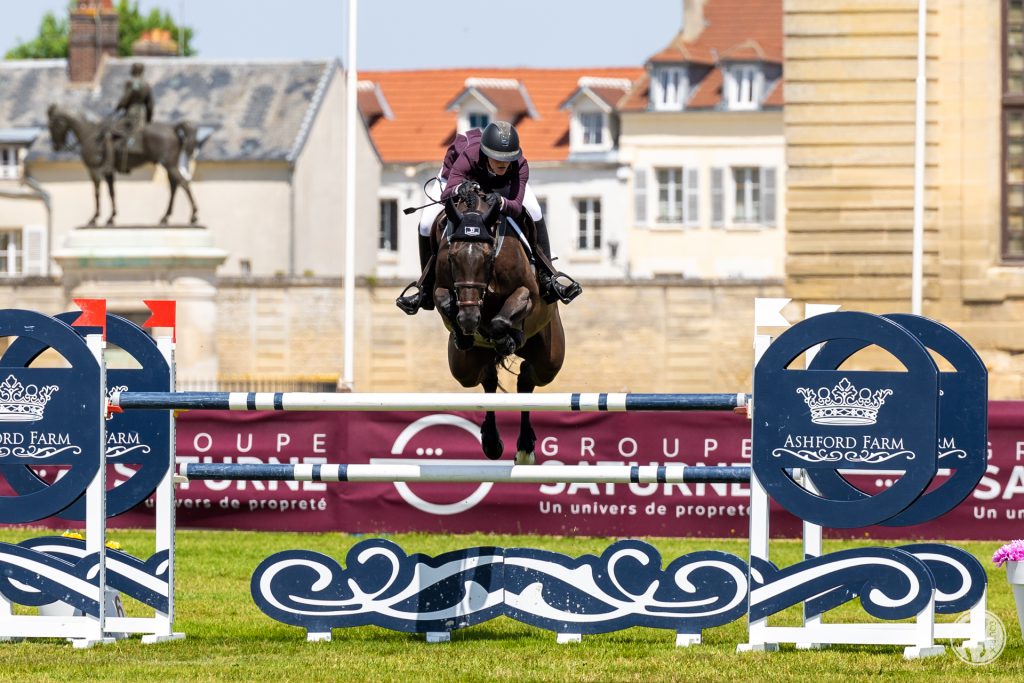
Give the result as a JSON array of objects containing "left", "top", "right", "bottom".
[
  {"left": 115, "top": 0, "right": 195, "bottom": 57},
  {"left": 5, "top": 1, "right": 195, "bottom": 60},
  {"left": 5, "top": 12, "right": 68, "bottom": 60}
]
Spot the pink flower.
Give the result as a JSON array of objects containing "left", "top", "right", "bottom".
[{"left": 993, "top": 539, "right": 1024, "bottom": 567}]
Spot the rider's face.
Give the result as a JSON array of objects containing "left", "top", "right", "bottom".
[{"left": 486, "top": 156, "right": 511, "bottom": 176}]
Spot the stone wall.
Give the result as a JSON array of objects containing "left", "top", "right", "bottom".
[{"left": 214, "top": 278, "right": 785, "bottom": 394}]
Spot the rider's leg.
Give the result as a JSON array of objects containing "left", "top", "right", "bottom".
[
  {"left": 521, "top": 185, "right": 582, "bottom": 305},
  {"left": 395, "top": 177, "right": 446, "bottom": 315}
]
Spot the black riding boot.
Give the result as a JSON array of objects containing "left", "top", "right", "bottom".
[
  {"left": 533, "top": 218, "right": 582, "bottom": 305},
  {"left": 395, "top": 234, "right": 435, "bottom": 315}
]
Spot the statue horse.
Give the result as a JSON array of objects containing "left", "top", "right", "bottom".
[
  {"left": 432, "top": 189, "right": 566, "bottom": 464},
  {"left": 46, "top": 104, "right": 199, "bottom": 226}
]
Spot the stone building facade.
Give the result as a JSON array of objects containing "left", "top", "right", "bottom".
[{"left": 783, "top": 0, "right": 1021, "bottom": 396}]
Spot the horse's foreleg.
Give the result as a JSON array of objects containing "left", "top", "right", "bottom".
[
  {"left": 104, "top": 174, "right": 116, "bottom": 225},
  {"left": 88, "top": 177, "right": 101, "bottom": 226},
  {"left": 480, "top": 364, "right": 503, "bottom": 460},
  {"left": 161, "top": 172, "right": 178, "bottom": 225},
  {"left": 515, "top": 361, "right": 537, "bottom": 465},
  {"left": 487, "top": 286, "right": 532, "bottom": 357}
]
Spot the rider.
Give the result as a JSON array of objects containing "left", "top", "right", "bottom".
[
  {"left": 395, "top": 121, "right": 582, "bottom": 315},
  {"left": 105, "top": 62, "right": 154, "bottom": 173}
]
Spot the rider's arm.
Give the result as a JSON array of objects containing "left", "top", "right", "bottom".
[
  {"left": 499, "top": 158, "right": 530, "bottom": 217},
  {"left": 440, "top": 151, "right": 473, "bottom": 201}
]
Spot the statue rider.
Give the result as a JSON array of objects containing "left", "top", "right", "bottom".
[
  {"left": 396, "top": 121, "right": 582, "bottom": 315},
  {"left": 106, "top": 62, "right": 154, "bottom": 173}
]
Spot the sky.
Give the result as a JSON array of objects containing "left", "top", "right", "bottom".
[{"left": 2, "top": 0, "right": 682, "bottom": 70}]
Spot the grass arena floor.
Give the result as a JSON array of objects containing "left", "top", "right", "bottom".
[{"left": 0, "top": 531, "right": 1022, "bottom": 682}]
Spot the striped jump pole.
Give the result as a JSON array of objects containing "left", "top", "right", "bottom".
[
  {"left": 178, "top": 463, "right": 752, "bottom": 485},
  {"left": 111, "top": 391, "right": 750, "bottom": 413}
]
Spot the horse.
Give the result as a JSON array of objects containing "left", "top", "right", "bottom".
[
  {"left": 46, "top": 104, "right": 199, "bottom": 226},
  {"left": 431, "top": 188, "right": 566, "bottom": 464}
]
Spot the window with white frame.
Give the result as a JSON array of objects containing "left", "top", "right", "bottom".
[
  {"left": 579, "top": 111, "right": 604, "bottom": 146},
  {"left": 724, "top": 65, "right": 763, "bottom": 111},
  {"left": 0, "top": 225, "right": 46, "bottom": 276},
  {"left": 651, "top": 66, "right": 686, "bottom": 111},
  {"left": 655, "top": 168, "right": 698, "bottom": 225},
  {"left": 656, "top": 168, "right": 683, "bottom": 223},
  {"left": 576, "top": 198, "right": 601, "bottom": 251},
  {"left": 378, "top": 199, "right": 398, "bottom": 252},
  {"left": 467, "top": 112, "right": 490, "bottom": 130},
  {"left": 0, "top": 146, "right": 20, "bottom": 180},
  {"left": 733, "top": 167, "right": 761, "bottom": 222}
]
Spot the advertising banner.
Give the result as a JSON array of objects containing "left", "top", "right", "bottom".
[{"left": 6, "top": 402, "right": 1024, "bottom": 539}]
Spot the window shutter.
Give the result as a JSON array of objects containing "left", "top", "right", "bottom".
[
  {"left": 634, "top": 168, "right": 647, "bottom": 225},
  {"left": 761, "top": 167, "right": 777, "bottom": 226},
  {"left": 22, "top": 224, "right": 47, "bottom": 275},
  {"left": 684, "top": 167, "right": 699, "bottom": 226},
  {"left": 711, "top": 168, "right": 724, "bottom": 227}
]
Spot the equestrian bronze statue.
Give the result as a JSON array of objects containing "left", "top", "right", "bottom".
[
  {"left": 46, "top": 63, "right": 199, "bottom": 226},
  {"left": 430, "top": 188, "right": 566, "bottom": 464}
]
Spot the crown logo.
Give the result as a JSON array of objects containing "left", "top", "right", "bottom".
[
  {"left": 796, "top": 377, "right": 892, "bottom": 426},
  {"left": 0, "top": 375, "right": 58, "bottom": 422}
]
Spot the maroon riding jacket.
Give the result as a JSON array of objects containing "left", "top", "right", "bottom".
[{"left": 440, "top": 129, "right": 530, "bottom": 218}]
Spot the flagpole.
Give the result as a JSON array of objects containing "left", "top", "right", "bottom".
[{"left": 341, "top": 0, "right": 357, "bottom": 390}]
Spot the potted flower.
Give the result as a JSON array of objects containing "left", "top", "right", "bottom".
[{"left": 993, "top": 539, "right": 1024, "bottom": 638}]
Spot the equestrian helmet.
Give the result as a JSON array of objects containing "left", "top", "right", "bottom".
[{"left": 480, "top": 121, "right": 522, "bottom": 162}]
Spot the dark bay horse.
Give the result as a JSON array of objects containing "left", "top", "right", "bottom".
[
  {"left": 432, "top": 190, "right": 566, "bottom": 464},
  {"left": 47, "top": 104, "right": 199, "bottom": 226}
]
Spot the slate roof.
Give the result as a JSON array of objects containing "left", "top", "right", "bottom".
[
  {"left": 0, "top": 56, "right": 336, "bottom": 162},
  {"left": 358, "top": 67, "right": 642, "bottom": 165}
]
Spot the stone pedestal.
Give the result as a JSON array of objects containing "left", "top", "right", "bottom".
[{"left": 53, "top": 225, "right": 228, "bottom": 379}]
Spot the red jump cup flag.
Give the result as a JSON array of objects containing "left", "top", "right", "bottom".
[
  {"left": 143, "top": 300, "right": 176, "bottom": 342},
  {"left": 71, "top": 298, "right": 107, "bottom": 340}
]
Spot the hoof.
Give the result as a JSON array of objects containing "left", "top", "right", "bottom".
[
  {"left": 483, "top": 438, "right": 504, "bottom": 460},
  {"left": 496, "top": 337, "right": 516, "bottom": 358},
  {"left": 515, "top": 450, "right": 535, "bottom": 465}
]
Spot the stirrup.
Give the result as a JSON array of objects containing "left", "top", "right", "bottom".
[
  {"left": 395, "top": 282, "right": 423, "bottom": 315},
  {"left": 546, "top": 273, "right": 582, "bottom": 305}
]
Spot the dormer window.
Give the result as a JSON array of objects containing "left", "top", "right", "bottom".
[
  {"left": 467, "top": 112, "right": 490, "bottom": 131},
  {"left": 724, "top": 64, "right": 764, "bottom": 111},
  {"left": 447, "top": 78, "right": 538, "bottom": 135},
  {"left": 580, "top": 112, "right": 603, "bottom": 146},
  {"left": 0, "top": 146, "right": 21, "bottom": 180},
  {"left": 651, "top": 66, "right": 686, "bottom": 111}
]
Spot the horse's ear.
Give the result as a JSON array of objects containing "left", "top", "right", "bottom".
[
  {"left": 47, "top": 103, "right": 56, "bottom": 117},
  {"left": 444, "top": 197, "right": 463, "bottom": 225}
]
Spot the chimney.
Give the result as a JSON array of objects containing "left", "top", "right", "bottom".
[
  {"left": 682, "top": 0, "right": 709, "bottom": 42},
  {"left": 132, "top": 28, "right": 178, "bottom": 57},
  {"left": 68, "top": 0, "right": 119, "bottom": 83}
]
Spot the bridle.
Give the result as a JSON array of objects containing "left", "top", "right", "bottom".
[{"left": 448, "top": 216, "right": 496, "bottom": 309}]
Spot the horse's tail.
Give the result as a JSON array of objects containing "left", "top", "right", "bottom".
[{"left": 174, "top": 122, "right": 198, "bottom": 181}]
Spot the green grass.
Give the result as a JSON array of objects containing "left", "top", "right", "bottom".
[{"left": 0, "top": 530, "right": 1021, "bottom": 681}]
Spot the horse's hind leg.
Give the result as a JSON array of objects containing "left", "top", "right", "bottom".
[
  {"left": 515, "top": 361, "right": 537, "bottom": 465},
  {"left": 161, "top": 172, "right": 178, "bottom": 225},
  {"left": 481, "top": 364, "right": 503, "bottom": 460},
  {"left": 104, "top": 174, "right": 116, "bottom": 225}
]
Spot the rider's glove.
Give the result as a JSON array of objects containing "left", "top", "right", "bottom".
[
  {"left": 456, "top": 181, "right": 480, "bottom": 202},
  {"left": 485, "top": 192, "right": 504, "bottom": 211}
]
